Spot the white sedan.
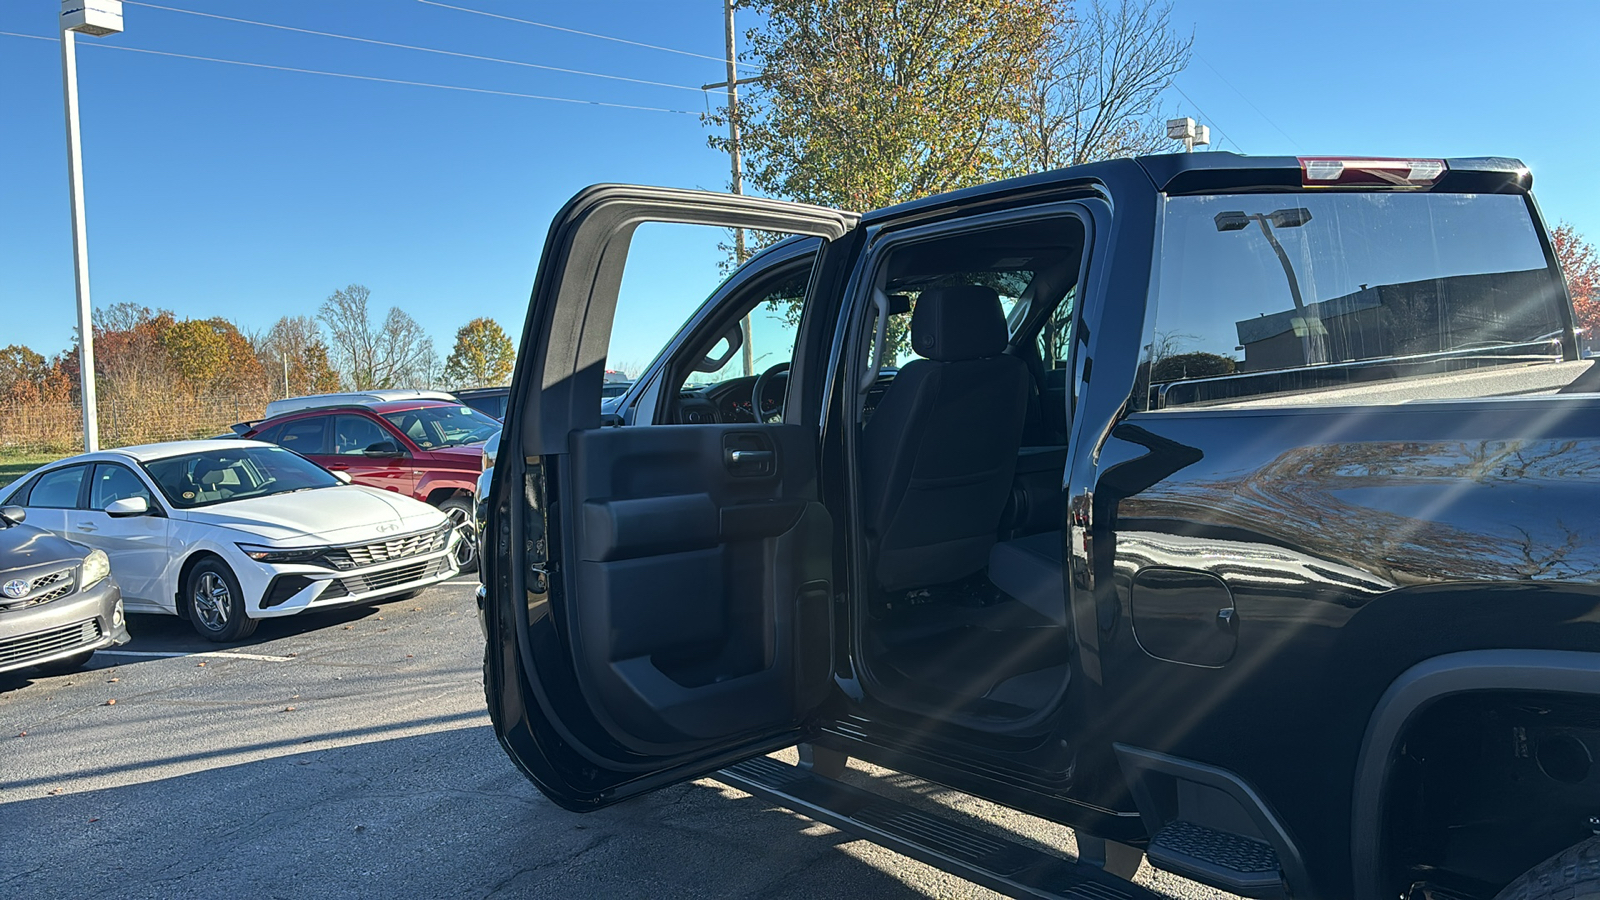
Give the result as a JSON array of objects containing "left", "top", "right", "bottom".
[{"left": 0, "top": 440, "right": 460, "bottom": 641}]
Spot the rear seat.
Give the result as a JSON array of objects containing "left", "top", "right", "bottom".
[{"left": 987, "top": 530, "right": 1067, "bottom": 625}]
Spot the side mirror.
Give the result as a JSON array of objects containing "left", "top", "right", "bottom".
[
  {"left": 332, "top": 471, "right": 353, "bottom": 484},
  {"left": 363, "top": 441, "right": 404, "bottom": 458},
  {"left": 482, "top": 432, "right": 500, "bottom": 471},
  {"left": 0, "top": 504, "right": 25, "bottom": 526},
  {"left": 105, "top": 496, "right": 150, "bottom": 517}
]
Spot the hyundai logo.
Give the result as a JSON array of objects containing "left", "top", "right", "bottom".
[{"left": 1, "top": 579, "right": 27, "bottom": 599}]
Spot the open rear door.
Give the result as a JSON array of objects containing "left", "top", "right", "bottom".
[{"left": 483, "top": 186, "right": 857, "bottom": 811}]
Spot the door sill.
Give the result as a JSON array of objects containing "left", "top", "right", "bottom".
[{"left": 717, "top": 755, "right": 1159, "bottom": 900}]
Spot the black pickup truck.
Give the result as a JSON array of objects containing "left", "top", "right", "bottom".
[{"left": 479, "top": 152, "right": 1600, "bottom": 900}]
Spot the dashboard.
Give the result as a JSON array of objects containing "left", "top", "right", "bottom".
[{"left": 675, "top": 372, "right": 898, "bottom": 425}]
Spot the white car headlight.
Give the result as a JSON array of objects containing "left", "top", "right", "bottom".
[{"left": 80, "top": 549, "right": 110, "bottom": 589}]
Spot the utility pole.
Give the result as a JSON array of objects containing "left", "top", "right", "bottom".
[
  {"left": 722, "top": 0, "right": 754, "bottom": 377},
  {"left": 60, "top": 0, "right": 125, "bottom": 452}
]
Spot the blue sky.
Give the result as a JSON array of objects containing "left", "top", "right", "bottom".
[{"left": 2, "top": 0, "right": 1596, "bottom": 371}]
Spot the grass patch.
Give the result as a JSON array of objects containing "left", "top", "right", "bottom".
[{"left": 0, "top": 452, "right": 55, "bottom": 491}]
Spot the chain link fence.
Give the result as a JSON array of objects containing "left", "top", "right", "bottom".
[{"left": 0, "top": 391, "right": 268, "bottom": 455}]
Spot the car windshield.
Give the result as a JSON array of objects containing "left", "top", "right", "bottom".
[
  {"left": 380, "top": 405, "right": 500, "bottom": 449},
  {"left": 143, "top": 445, "right": 340, "bottom": 510}
]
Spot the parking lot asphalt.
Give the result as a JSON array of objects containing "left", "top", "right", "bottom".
[{"left": 1, "top": 580, "right": 1230, "bottom": 899}]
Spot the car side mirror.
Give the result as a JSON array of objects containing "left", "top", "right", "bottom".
[
  {"left": 363, "top": 441, "right": 404, "bottom": 458},
  {"left": 332, "top": 470, "right": 353, "bottom": 484},
  {"left": 0, "top": 504, "right": 25, "bottom": 526},
  {"left": 105, "top": 496, "right": 150, "bottom": 517}
]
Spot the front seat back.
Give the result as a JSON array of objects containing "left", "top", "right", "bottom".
[{"left": 861, "top": 285, "right": 1030, "bottom": 592}]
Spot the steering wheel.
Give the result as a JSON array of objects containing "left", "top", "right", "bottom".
[{"left": 751, "top": 362, "right": 790, "bottom": 423}]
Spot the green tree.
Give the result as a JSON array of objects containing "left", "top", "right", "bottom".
[
  {"left": 714, "top": 0, "right": 1190, "bottom": 359},
  {"left": 441, "top": 318, "right": 516, "bottom": 388},
  {"left": 717, "top": 0, "right": 1054, "bottom": 213}
]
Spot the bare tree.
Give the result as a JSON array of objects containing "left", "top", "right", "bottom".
[
  {"left": 317, "top": 285, "right": 435, "bottom": 390},
  {"left": 260, "top": 315, "right": 340, "bottom": 397},
  {"left": 1013, "top": 0, "right": 1193, "bottom": 171}
]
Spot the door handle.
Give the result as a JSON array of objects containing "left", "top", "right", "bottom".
[
  {"left": 726, "top": 450, "right": 774, "bottom": 466},
  {"left": 79, "top": 523, "right": 98, "bottom": 533},
  {"left": 326, "top": 464, "right": 349, "bottom": 471}
]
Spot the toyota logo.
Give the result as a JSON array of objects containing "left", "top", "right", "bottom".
[{"left": 1, "top": 579, "right": 27, "bottom": 599}]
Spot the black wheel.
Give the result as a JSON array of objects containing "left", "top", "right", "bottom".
[
  {"left": 1495, "top": 836, "right": 1600, "bottom": 899},
  {"left": 184, "top": 557, "right": 257, "bottom": 642},
  {"left": 440, "top": 497, "right": 478, "bottom": 574},
  {"left": 34, "top": 650, "right": 94, "bottom": 675},
  {"left": 388, "top": 589, "right": 423, "bottom": 602}
]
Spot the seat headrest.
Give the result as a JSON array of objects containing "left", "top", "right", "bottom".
[
  {"left": 910, "top": 285, "right": 1008, "bottom": 361},
  {"left": 192, "top": 459, "right": 225, "bottom": 487}
]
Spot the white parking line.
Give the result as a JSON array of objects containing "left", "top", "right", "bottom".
[{"left": 96, "top": 650, "right": 296, "bottom": 663}]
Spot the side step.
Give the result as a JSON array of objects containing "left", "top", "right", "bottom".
[
  {"left": 717, "top": 756, "right": 1160, "bottom": 900},
  {"left": 1145, "top": 820, "right": 1281, "bottom": 897}
]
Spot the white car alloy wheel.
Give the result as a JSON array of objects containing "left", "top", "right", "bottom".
[
  {"left": 191, "top": 571, "right": 231, "bottom": 630},
  {"left": 441, "top": 498, "right": 478, "bottom": 573},
  {"left": 185, "top": 559, "right": 256, "bottom": 643}
]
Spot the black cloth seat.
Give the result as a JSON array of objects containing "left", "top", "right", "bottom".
[{"left": 861, "top": 284, "right": 1030, "bottom": 591}]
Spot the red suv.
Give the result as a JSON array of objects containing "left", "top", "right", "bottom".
[{"left": 242, "top": 400, "right": 498, "bottom": 570}]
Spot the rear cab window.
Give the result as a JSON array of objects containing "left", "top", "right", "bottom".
[{"left": 1146, "top": 191, "right": 1571, "bottom": 409}]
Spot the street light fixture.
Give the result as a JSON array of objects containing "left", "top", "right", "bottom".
[
  {"left": 1166, "top": 117, "right": 1210, "bottom": 153},
  {"left": 59, "top": 0, "right": 123, "bottom": 453},
  {"left": 1215, "top": 207, "right": 1328, "bottom": 364}
]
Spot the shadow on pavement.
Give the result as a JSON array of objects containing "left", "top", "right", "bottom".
[{"left": 0, "top": 725, "right": 934, "bottom": 900}]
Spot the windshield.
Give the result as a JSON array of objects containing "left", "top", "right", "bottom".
[
  {"left": 380, "top": 405, "right": 500, "bottom": 449},
  {"left": 143, "top": 445, "right": 340, "bottom": 509},
  {"left": 1150, "top": 191, "right": 1568, "bottom": 407}
]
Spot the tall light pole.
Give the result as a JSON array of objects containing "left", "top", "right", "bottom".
[
  {"left": 60, "top": 0, "right": 123, "bottom": 452},
  {"left": 1215, "top": 207, "right": 1326, "bottom": 365}
]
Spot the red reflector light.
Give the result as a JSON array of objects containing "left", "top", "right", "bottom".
[{"left": 1300, "top": 157, "right": 1447, "bottom": 188}]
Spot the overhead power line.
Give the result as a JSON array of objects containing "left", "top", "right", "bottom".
[
  {"left": 1170, "top": 83, "right": 1242, "bottom": 153},
  {"left": 415, "top": 0, "right": 751, "bottom": 71},
  {"left": 1195, "top": 54, "right": 1304, "bottom": 153},
  {"left": 0, "top": 31, "right": 698, "bottom": 114},
  {"left": 122, "top": 1, "right": 706, "bottom": 94}
]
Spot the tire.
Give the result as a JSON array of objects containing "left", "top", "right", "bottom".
[
  {"left": 34, "top": 650, "right": 94, "bottom": 675},
  {"left": 388, "top": 589, "right": 423, "bottom": 602},
  {"left": 440, "top": 497, "right": 479, "bottom": 574},
  {"left": 1495, "top": 836, "right": 1600, "bottom": 900},
  {"left": 184, "top": 558, "right": 258, "bottom": 643}
]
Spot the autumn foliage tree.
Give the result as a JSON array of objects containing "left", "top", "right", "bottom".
[
  {"left": 1553, "top": 222, "right": 1600, "bottom": 340},
  {"left": 441, "top": 317, "right": 516, "bottom": 388},
  {"left": 258, "top": 315, "right": 341, "bottom": 397}
]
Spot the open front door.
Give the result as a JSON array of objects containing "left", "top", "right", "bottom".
[{"left": 484, "top": 185, "right": 857, "bottom": 811}]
